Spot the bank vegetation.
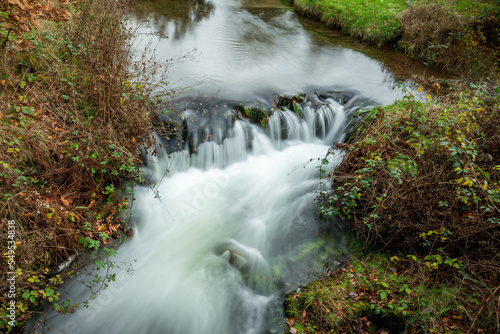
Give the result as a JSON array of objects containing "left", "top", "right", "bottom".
[
  {"left": 0, "top": 0, "right": 173, "bottom": 331},
  {"left": 289, "top": 0, "right": 500, "bottom": 78},
  {"left": 283, "top": 1, "right": 500, "bottom": 332},
  {"left": 286, "top": 81, "right": 500, "bottom": 333}
]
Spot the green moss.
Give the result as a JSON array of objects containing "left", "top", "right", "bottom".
[
  {"left": 240, "top": 106, "right": 269, "bottom": 125},
  {"left": 284, "top": 253, "right": 476, "bottom": 333}
]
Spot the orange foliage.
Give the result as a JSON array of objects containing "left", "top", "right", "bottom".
[{"left": 1, "top": 0, "right": 74, "bottom": 49}]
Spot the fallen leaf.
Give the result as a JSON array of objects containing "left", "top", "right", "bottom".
[{"left": 60, "top": 196, "right": 71, "bottom": 207}]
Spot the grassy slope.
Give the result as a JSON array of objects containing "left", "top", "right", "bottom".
[
  {"left": 290, "top": 0, "right": 500, "bottom": 78},
  {"left": 294, "top": 0, "right": 406, "bottom": 43},
  {"left": 285, "top": 253, "right": 476, "bottom": 333}
]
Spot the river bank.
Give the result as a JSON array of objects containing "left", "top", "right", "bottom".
[
  {"left": 284, "top": 1, "right": 500, "bottom": 333},
  {"left": 0, "top": 0, "right": 172, "bottom": 331},
  {"left": 287, "top": 0, "right": 500, "bottom": 78},
  {"left": 286, "top": 84, "right": 500, "bottom": 333}
]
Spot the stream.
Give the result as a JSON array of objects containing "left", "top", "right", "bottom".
[{"left": 29, "top": 0, "right": 452, "bottom": 333}]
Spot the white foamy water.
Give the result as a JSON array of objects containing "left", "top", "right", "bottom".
[{"left": 32, "top": 105, "right": 348, "bottom": 334}]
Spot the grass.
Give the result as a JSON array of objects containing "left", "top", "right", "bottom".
[
  {"left": 285, "top": 252, "right": 489, "bottom": 333},
  {"left": 430, "top": 0, "right": 499, "bottom": 17},
  {"left": 289, "top": 0, "right": 500, "bottom": 78},
  {"left": 293, "top": 0, "right": 406, "bottom": 44}
]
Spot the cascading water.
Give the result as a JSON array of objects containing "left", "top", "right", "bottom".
[
  {"left": 30, "top": 98, "right": 356, "bottom": 334},
  {"left": 26, "top": 0, "right": 439, "bottom": 332}
]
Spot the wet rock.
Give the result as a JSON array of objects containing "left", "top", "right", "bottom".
[
  {"left": 244, "top": 125, "right": 254, "bottom": 150},
  {"left": 316, "top": 91, "right": 355, "bottom": 105},
  {"left": 274, "top": 94, "right": 306, "bottom": 110}
]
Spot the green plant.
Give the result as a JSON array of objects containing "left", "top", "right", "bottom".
[{"left": 317, "top": 82, "right": 500, "bottom": 331}]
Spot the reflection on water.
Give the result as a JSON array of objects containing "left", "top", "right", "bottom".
[
  {"left": 127, "top": 0, "right": 420, "bottom": 104},
  {"left": 293, "top": 15, "right": 455, "bottom": 81},
  {"left": 131, "top": 0, "right": 214, "bottom": 39}
]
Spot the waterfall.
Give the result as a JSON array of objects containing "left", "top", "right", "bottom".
[{"left": 29, "top": 96, "right": 355, "bottom": 334}]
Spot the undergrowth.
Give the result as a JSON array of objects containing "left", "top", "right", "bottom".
[
  {"left": 0, "top": 0, "right": 175, "bottom": 331},
  {"left": 285, "top": 252, "right": 492, "bottom": 333},
  {"left": 398, "top": 1, "right": 500, "bottom": 77},
  {"left": 314, "top": 82, "right": 500, "bottom": 332}
]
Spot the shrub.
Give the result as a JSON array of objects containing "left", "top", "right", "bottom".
[
  {"left": 0, "top": 0, "right": 174, "bottom": 330},
  {"left": 318, "top": 82, "right": 500, "bottom": 330}
]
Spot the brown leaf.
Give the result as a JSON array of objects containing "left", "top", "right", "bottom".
[{"left": 60, "top": 196, "right": 71, "bottom": 207}]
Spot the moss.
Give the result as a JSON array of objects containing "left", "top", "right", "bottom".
[
  {"left": 284, "top": 252, "right": 485, "bottom": 333},
  {"left": 237, "top": 106, "right": 270, "bottom": 125}
]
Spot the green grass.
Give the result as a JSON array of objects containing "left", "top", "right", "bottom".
[
  {"left": 429, "top": 0, "right": 500, "bottom": 18},
  {"left": 292, "top": 0, "right": 499, "bottom": 44},
  {"left": 294, "top": 0, "right": 406, "bottom": 43},
  {"left": 291, "top": 0, "right": 500, "bottom": 77}
]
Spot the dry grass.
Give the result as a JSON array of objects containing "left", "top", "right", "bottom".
[
  {"left": 398, "top": 3, "right": 500, "bottom": 77},
  {"left": 0, "top": 0, "right": 175, "bottom": 330}
]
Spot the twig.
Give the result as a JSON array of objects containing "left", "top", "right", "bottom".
[{"left": 467, "top": 284, "right": 500, "bottom": 333}]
